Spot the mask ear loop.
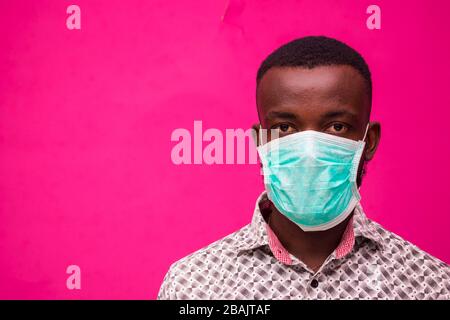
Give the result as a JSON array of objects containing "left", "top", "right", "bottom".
[
  {"left": 362, "top": 123, "right": 370, "bottom": 142},
  {"left": 357, "top": 123, "right": 370, "bottom": 191}
]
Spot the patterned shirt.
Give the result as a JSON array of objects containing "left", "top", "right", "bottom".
[{"left": 158, "top": 192, "right": 450, "bottom": 299}]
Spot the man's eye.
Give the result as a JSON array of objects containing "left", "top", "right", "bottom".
[
  {"left": 279, "top": 124, "right": 291, "bottom": 132},
  {"left": 273, "top": 123, "right": 296, "bottom": 135},
  {"left": 326, "top": 123, "right": 348, "bottom": 134}
]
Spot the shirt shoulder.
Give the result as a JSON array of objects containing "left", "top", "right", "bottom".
[
  {"left": 157, "top": 223, "right": 253, "bottom": 300},
  {"left": 365, "top": 218, "right": 450, "bottom": 299}
]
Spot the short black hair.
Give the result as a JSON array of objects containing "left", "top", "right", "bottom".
[{"left": 256, "top": 36, "right": 372, "bottom": 102}]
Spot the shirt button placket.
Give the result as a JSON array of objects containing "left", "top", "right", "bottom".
[
  {"left": 306, "top": 276, "right": 320, "bottom": 299},
  {"left": 307, "top": 271, "right": 330, "bottom": 299}
]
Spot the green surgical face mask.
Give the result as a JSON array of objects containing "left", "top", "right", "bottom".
[{"left": 257, "top": 125, "right": 368, "bottom": 232}]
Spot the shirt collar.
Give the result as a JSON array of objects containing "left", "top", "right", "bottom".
[
  {"left": 235, "top": 192, "right": 271, "bottom": 253},
  {"left": 237, "top": 191, "right": 385, "bottom": 254},
  {"left": 352, "top": 202, "right": 385, "bottom": 250}
]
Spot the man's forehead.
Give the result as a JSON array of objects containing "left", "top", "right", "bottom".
[{"left": 256, "top": 65, "right": 370, "bottom": 117}]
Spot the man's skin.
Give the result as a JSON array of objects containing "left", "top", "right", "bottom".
[{"left": 254, "top": 65, "right": 381, "bottom": 272}]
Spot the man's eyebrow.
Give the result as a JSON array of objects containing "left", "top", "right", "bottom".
[
  {"left": 265, "top": 111, "right": 297, "bottom": 121},
  {"left": 321, "top": 109, "right": 358, "bottom": 120}
]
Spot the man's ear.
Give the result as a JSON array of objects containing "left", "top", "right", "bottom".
[
  {"left": 252, "top": 123, "right": 260, "bottom": 146},
  {"left": 364, "top": 121, "right": 381, "bottom": 161}
]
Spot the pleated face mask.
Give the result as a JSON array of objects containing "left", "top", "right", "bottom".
[{"left": 257, "top": 125, "right": 369, "bottom": 232}]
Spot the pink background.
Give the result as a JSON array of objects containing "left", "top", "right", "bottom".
[{"left": 1, "top": 0, "right": 449, "bottom": 299}]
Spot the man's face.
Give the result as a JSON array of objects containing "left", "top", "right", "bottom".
[{"left": 256, "top": 65, "right": 380, "bottom": 185}]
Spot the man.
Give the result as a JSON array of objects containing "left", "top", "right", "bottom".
[{"left": 158, "top": 36, "right": 450, "bottom": 299}]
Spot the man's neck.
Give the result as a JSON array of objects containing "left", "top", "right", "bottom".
[{"left": 267, "top": 202, "right": 352, "bottom": 273}]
